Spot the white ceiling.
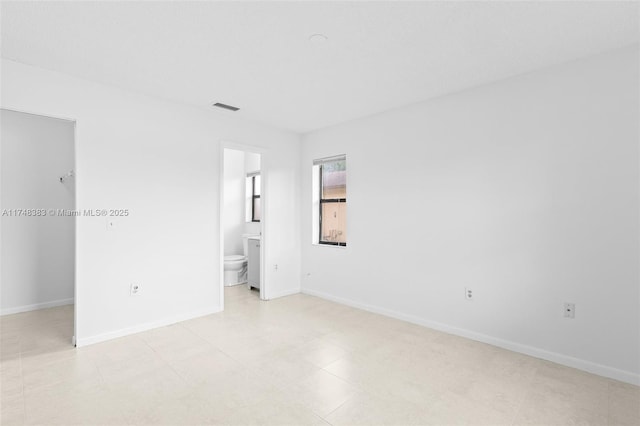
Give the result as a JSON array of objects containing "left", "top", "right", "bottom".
[{"left": 1, "top": 1, "right": 638, "bottom": 133}]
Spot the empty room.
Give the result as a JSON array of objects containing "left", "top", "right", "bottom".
[{"left": 0, "top": 1, "right": 638, "bottom": 425}]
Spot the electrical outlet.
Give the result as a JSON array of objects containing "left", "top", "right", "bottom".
[
  {"left": 274, "top": 264, "right": 278, "bottom": 270},
  {"left": 465, "top": 288, "right": 473, "bottom": 300},
  {"left": 130, "top": 283, "right": 141, "bottom": 296},
  {"left": 564, "top": 303, "right": 575, "bottom": 319}
]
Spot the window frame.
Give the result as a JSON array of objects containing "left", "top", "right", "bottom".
[
  {"left": 318, "top": 162, "right": 346, "bottom": 247},
  {"left": 251, "top": 174, "right": 261, "bottom": 222}
]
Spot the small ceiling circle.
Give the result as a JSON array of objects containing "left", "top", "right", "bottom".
[{"left": 308, "top": 33, "right": 328, "bottom": 44}]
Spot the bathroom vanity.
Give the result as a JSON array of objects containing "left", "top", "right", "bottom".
[{"left": 247, "top": 236, "right": 260, "bottom": 290}]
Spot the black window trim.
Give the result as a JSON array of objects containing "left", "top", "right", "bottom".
[
  {"left": 251, "top": 174, "right": 260, "bottom": 222},
  {"left": 318, "top": 164, "right": 347, "bottom": 247}
]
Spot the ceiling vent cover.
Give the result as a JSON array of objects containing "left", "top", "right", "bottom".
[{"left": 212, "top": 102, "right": 240, "bottom": 111}]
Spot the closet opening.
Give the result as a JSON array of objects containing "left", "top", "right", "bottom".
[{"left": 1, "top": 108, "right": 77, "bottom": 351}]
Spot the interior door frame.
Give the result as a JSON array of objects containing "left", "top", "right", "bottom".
[
  {"left": 0, "top": 107, "right": 78, "bottom": 346},
  {"left": 219, "top": 142, "right": 268, "bottom": 308}
]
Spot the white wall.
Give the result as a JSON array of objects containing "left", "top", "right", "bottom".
[
  {"left": 245, "top": 152, "right": 260, "bottom": 175},
  {"left": 1, "top": 109, "right": 75, "bottom": 314},
  {"left": 1, "top": 59, "right": 301, "bottom": 345},
  {"left": 301, "top": 46, "right": 640, "bottom": 384},
  {"left": 223, "top": 148, "right": 245, "bottom": 256}
]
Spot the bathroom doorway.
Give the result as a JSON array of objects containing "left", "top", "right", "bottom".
[
  {"left": 220, "top": 146, "right": 265, "bottom": 306},
  {"left": 0, "top": 108, "right": 77, "bottom": 349}
]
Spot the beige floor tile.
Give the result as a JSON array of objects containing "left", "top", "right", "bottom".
[
  {"left": 249, "top": 347, "right": 321, "bottom": 388},
  {"left": 323, "top": 352, "right": 388, "bottom": 385},
  {"left": 22, "top": 353, "right": 101, "bottom": 392},
  {"left": 0, "top": 401, "right": 25, "bottom": 426},
  {"left": 0, "top": 350, "right": 21, "bottom": 365},
  {"left": 112, "top": 368, "right": 197, "bottom": 424},
  {"left": 0, "top": 305, "right": 72, "bottom": 334},
  {"left": 98, "top": 350, "right": 167, "bottom": 386},
  {"left": 423, "top": 391, "right": 513, "bottom": 426},
  {"left": 164, "top": 388, "right": 243, "bottom": 424},
  {"left": 22, "top": 370, "right": 106, "bottom": 419},
  {"left": 2, "top": 289, "right": 638, "bottom": 426},
  {"left": 1, "top": 376, "right": 24, "bottom": 406},
  {"left": 321, "top": 329, "right": 382, "bottom": 353},
  {"left": 292, "top": 337, "right": 351, "bottom": 369},
  {"left": 20, "top": 345, "right": 83, "bottom": 372},
  {"left": 187, "top": 368, "right": 283, "bottom": 412},
  {"left": 1, "top": 388, "right": 24, "bottom": 410},
  {"left": 126, "top": 396, "right": 225, "bottom": 426},
  {"left": 609, "top": 380, "right": 640, "bottom": 426},
  {"left": 79, "top": 334, "right": 156, "bottom": 367},
  {"left": 183, "top": 317, "right": 258, "bottom": 346},
  {"left": 367, "top": 372, "right": 443, "bottom": 408},
  {"left": 150, "top": 336, "right": 215, "bottom": 364},
  {"left": 138, "top": 323, "right": 212, "bottom": 364},
  {"left": 22, "top": 366, "right": 99, "bottom": 415},
  {"left": 24, "top": 386, "right": 128, "bottom": 426},
  {"left": 1, "top": 357, "right": 22, "bottom": 380},
  {"left": 460, "top": 373, "right": 529, "bottom": 417},
  {"left": 219, "top": 397, "right": 329, "bottom": 426},
  {"left": 1, "top": 334, "right": 21, "bottom": 357},
  {"left": 324, "top": 391, "right": 431, "bottom": 426},
  {"left": 18, "top": 324, "right": 73, "bottom": 355},
  {"left": 528, "top": 361, "right": 610, "bottom": 417},
  {"left": 169, "top": 348, "right": 241, "bottom": 384},
  {"left": 514, "top": 389, "right": 608, "bottom": 426},
  {"left": 226, "top": 335, "right": 291, "bottom": 364},
  {"left": 281, "top": 369, "right": 359, "bottom": 417}
]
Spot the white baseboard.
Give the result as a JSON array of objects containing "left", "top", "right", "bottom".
[
  {"left": 1, "top": 298, "right": 74, "bottom": 316},
  {"left": 301, "top": 288, "right": 640, "bottom": 386},
  {"left": 267, "top": 287, "right": 300, "bottom": 300},
  {"left": 75, "top": 306, "right": 222, "bottom": 347}
]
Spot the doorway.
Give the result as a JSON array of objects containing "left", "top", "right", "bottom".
[
  {"left": 220, "top": 146, "right": 265, "bottom": 307},
  {"left": 0, "top": 108, "right": 76, "bottom": 348}
]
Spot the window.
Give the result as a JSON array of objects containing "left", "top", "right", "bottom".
[
  {"left": 248, "top": 173, "right": 261, "bottom": 222},
  {"left": 313, "top": 155, "right": 346, "bottom": 246}
]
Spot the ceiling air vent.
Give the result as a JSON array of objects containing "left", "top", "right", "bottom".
[{"left": 212, "top": 102, "right": 240, "bottom": 112}]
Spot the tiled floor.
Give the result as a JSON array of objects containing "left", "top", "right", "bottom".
[{"left": 1, "top": 285, "right": 638, "bottom": 425}]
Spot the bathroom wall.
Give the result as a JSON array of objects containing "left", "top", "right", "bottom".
[
  {"left": 223, "top": 148, "right": 246, "bottom": 256},
  {"left": 1, "top": 109, "right": 75, "bottom": 314},
  {"left": 223, "top": 149, "right": 262, "bottom": 256},
  {"left": 244, "top": 152, "right": 261, "bottom": 235},
  {"left": 300, "top": 46, "right": 639, "bottom": 384}
]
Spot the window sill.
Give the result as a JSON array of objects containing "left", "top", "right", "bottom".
[{"left": 312, "top": 242, "right": 348, "bottom": 250}]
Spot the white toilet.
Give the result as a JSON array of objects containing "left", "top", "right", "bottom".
[
  {"left": 223, "top": 233, "right": 259, "bottom": 286},
  {"left": 223, "top": 254, "right": 247, "bottom": 286}
]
